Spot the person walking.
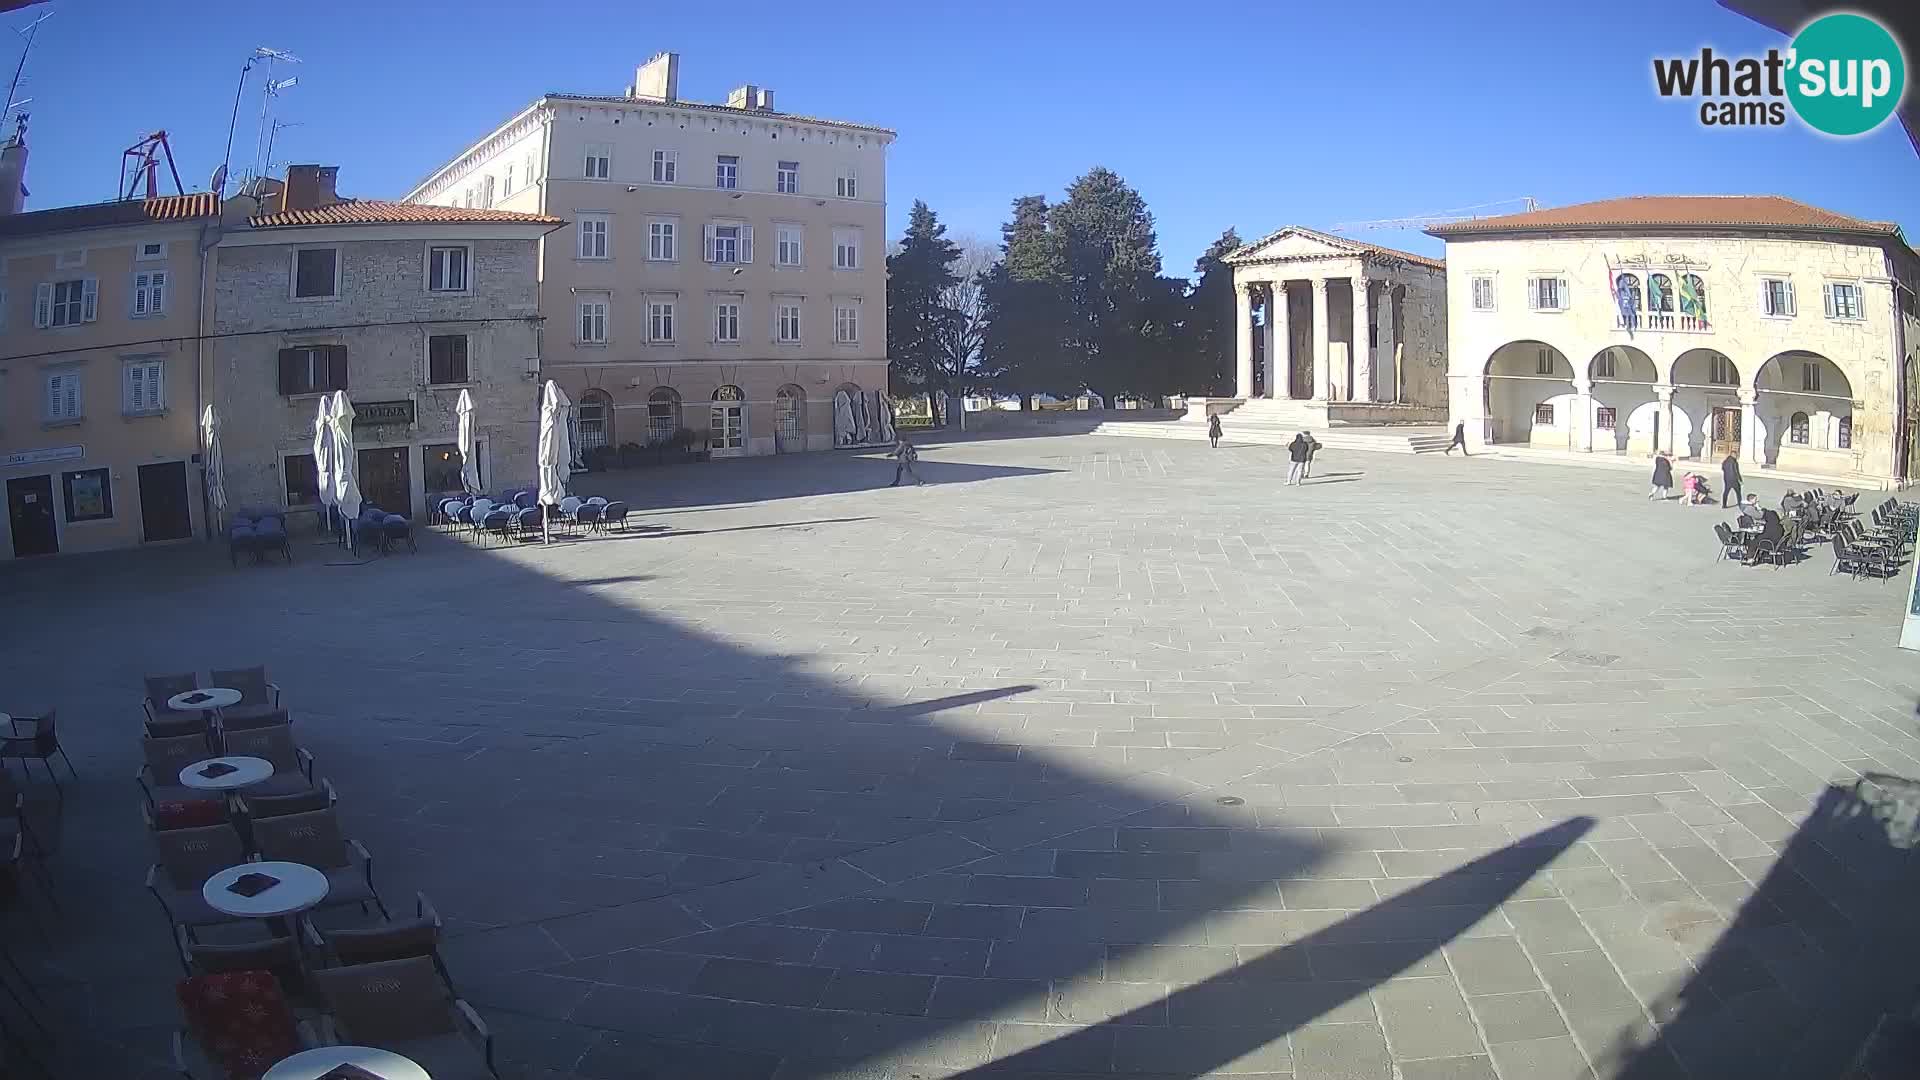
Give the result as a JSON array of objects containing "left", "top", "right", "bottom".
[
  {"left": 1301, "top": 431, "right": 1323, "bottom": 478},
  {"left": 1207, "top": 413, "right": 1223, "bottom": 448},
  {"left": 1444, "top": 421, "right": 1469, "bottom": 456},
  {"left": 889, "top": 434, "right": 925, "bottom": 487},
  {"left": 1721, "top": 450, "right": 1743, "bottom": 508},
  {"left": 1648, "top": 451, "right": 1674, "bottom": 501},
  {"left": 1286, "top": 432, "right": 1312, "bottom": 486}
]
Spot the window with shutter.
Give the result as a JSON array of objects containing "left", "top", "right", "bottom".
[
  {"left": 124, "top": 360, "right": 165, "bottom": 414},
  {"left": 132, "top": 270, "right": 167, "bottom": 316},
  {"left": 293, "top": 249, "right": 339, "bottom": 299},
  {"left": 578, "top": 217, "right": 609, "bottom": 259},
  {"left": 739, "top": 225, "right": 753, "bottom": 264},
  {"left": 43, "top": 279, "right": 93, "bottom": 326},
  {"left": 34, "top": 282, "right": 51, "bottom": 327},
  {"left": 427, "top": 246, "right": 470, "bottom": 292},
  {"left": 45, "top": 371, "right": 82, "bottom": 421},
  {"left": 277, "top": 346, "right": 348, "bottom": 396},
  {"left": 427, "top": 335, "right": 470, "bottom": 384}
]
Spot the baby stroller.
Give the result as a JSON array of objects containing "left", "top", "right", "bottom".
[{"left": 1683, "top": 473, "right": 1715, "bottom": 505}]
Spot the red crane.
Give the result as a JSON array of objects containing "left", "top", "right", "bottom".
[{"left": 119, "top": 130, "right": 184, "bottom": 200}]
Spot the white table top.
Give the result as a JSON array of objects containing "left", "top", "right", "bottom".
[
  {"left": 203, "top": 861, "right": 330, "bottom": 919},
  {"left": 179, "top": 755, "right": 274, "bottom": 791},
  {"left": 263, "top": 1045, "right": 429, "bottom": 1080},
  {"left": 168, "top": 687, "right": 242, "bottom": 712}
]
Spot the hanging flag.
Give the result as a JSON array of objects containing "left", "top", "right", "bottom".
[{"left": 1612, "top": 262, "right": 1637, "bottom": 338}]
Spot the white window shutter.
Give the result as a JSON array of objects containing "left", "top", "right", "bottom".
[
  {"left": 1786, "top": 281, "right": 1796, "bottom": 316},
  {"left": 132, "top": 275, "right": 148, "bottom": 316},
  {"left": 740, "top": 226, "right": 754, "bottom": 264},
  {"left": 1822, "top": 282, "right": 1835, "bottom": 318},
  {"left": 1758, "top": 279, "right": 1769, "bottom": 314},
  {"left": 34, "top": 283, "right": 52, "bottom": 327},
  {"left": 81, "top": 278, "right": 98, "bottom": 322},
  {"left": 704, "top": 224, "right": 717, "bottom": 263},
  {"left": 1557, "top": 278, "right": 1569, "bottom": 310},
  {"left": 46, "top": 374, "right": 61, "bottom": 416},
  {"left": 125, "top": 365, "right": 141, "bottom": 410},
  {"left": 1524, "top": 277, "right": 1538, "bottom": 309}
]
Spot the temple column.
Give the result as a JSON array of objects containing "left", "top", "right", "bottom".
[
  {"left": 1234, "top": 283, "right": 1254, "bottom": 399},
  {"left": 1352, "top": 274, "right": 1373, "bottom": 402},
  {"left": 1311, "top": 278, "right": 1331, "bottom": 402},
  {"left": 1739, "top": 390, "right": 1760, "bottom": 464},
  {"left": 1375, "top": 283, "right": 1397, "bottom": 404},
  {"left": 1269, "top": 283, "right": 1291, "bottom": 399}
]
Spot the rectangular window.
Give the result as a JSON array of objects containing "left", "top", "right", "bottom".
[
  {"left": 1709, "top": 354, "right": 1736, "bottom": 385},
  {"left": 503, "top": 164, "right": 515, "bottom": 197},
  {"left": 1824, "top": 281, "right": 1862, "bottom": 320},
  {"left": 1527, "top": 276, "right": 1566, "bottom": 311},
  {"left": 1535, "top": 348, "right": 1555, "bottom": 375},
  {"left": 283, "top": 453, "right": 320, "bottom": 506},
  {"left": 423, "top": 442, "right": 476, "bottom": 494},
  {"left": 132, "top": 269, "right": 168, "bottom": 317},
  {"left": 1790, "top": 413, "right": 1810, "bottom": 444},
  {"left": 714, "top": 301, "right": 741, "bottom": 343},
  {"left": 62, "top": 468, "right": 112, "bottom": 522},
  {"left": 293, "top": 249, "right": 339, "bottom": 299},
  {"left": 482, "top": 175, "right": 496, "bottom": 208},
  {"left": 777, "top": 302, "right": 801, "bottom": 343},
  {"left": 584, "top": 144, "right": 611, "bottom": 180},
  {"left": 1838, "top": 415, "right": 1853, "bottom": 450},
  {"left": 652, "top": 149, "right": 677, "bottom": 183},
  {"left": 36, "top": 278, "right": 97, "bottom": 327},
  {"left": 1595, "top": 406, "right": 1617, "bottom": 428},
  {"left": 1761, "top": 277, "right": 1796, "bottom": 317},
  {"left": 427, "top": 334, "right": 470, "bottom": 385},
  {"left": 648, "top": 220, "right": 677, "bottom": 261},
  {"left": 124, "top": 359, "right": 165, "bottom": 414},
  {"left": 578, "top": 296, "right": 609, "bottom": 343},
  {"left": 836, "top": 165, "right": 858, "bottom": 199},
  {"left": 578, "top": 216, "right": 610, "bottom": 259},
  {"left": 1801, "top": 362, "right": 1822, "bottom": 393},
  {"left": 777, "top": 161, "right": 799, "bottom": 194},
  {"left": 277, "top": 345, "right": 348, "bottom": 396},
  {"left": 776, "top": 224, "right": 803, "bottom": 267},
  {"left": 833, "top": 228, "right": 861, "bottom": 270},
  {"left": 427, "top": 245, "right": 469, "bottom": 292},
  {"left": 1470, "top": 275, "right": 1495, "bottom": 311},
  {"left": 45, "top": 371, "right": 82, "bottom": 421},
  {"left": 706, "top": 223, "right": 752, "bottom": 264},
  {"left": 835, "top": 300, "right": 860, "bottom": 344},
  {"left": 1533, "top": 403, "right": 1554, "bottom": 425},
  {"left": 715, "top": 154, "right": 738, "bottom": 190},
  {"left": 1592, "top": 351, "right": 1615, "bottom": 379},
  {"left": 524, "top": 150, "right": 537, "bottom": 185},
  {"left": 648, "top": 300, "right": 675, "bottom": 343},
  {"left": 137, "top": 241, "right": 167, "bottom": 260},
  {"left": 577, "top": 400, "right": 608, "bottom": 451}
]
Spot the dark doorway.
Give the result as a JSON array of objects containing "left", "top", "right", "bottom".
[
  {"left": 1287, "top": 285, "right": 1313, "bottom": 400},
  {"left": 358, "top": 447, "right": 411, "bottom": 515},
  {"left": 137, "top": 462, "right": 193, "bottom": 543},
  {"left": 6, "top": 474, "right": 59, "bottom": 557}
]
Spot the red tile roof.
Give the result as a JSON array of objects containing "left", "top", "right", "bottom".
[
  {"left": 1427, "top": 195, "right": 1902, "bottom": 238},
  {"left": 248, "top": 199, "right": 564, "bottom": 228},
  {"left": 0, "top": 192, "right": 219, "bottom": 239}
]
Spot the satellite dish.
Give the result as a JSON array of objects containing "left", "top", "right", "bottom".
[{"left": 210, "top": 165, "right": 228, "bottom": 193}]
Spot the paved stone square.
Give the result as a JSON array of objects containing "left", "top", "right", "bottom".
[{"left": 5, "top": 433, "right": 1919, "bottom": 1079}]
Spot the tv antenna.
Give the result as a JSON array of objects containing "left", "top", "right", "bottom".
[
  {"left": 262, "top": 118, "right": 303, "bottom": 177},
  {"left": 250, "top": 63, "right": 299, "bottom": 185},
  {"left": 217, "top": 46, "right": 299, "bottom": 198},
  {"left": 3, "top": 9, "right": 52, "bottom": 125}
]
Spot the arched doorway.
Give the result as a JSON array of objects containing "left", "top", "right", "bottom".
[
  {"left": 577, "top": 390, "right": 613, "bottom": 457},
  {"left": 1588, "top": 346, "right": 1657, "bottom": 453},
  {"left": 1484, "top": 341, "right": 1575, "bottom": 448},
  {"left": 710, "top": 385, "right": 747, "bottom": 458},
  {"left": 1670, "top": 349, "right": 1740, "bottom": 460},
  {"left": 832, "top": 382, "right": 866, "bottom": 447},
  {"left": 646, "top": 387, "right": 682, "bottom": 445},
  {"left": 774, "top": 384, "right": 806, "bottom": 453},
  {"left": 1754, "top": 351, "right": 1853, "bottom": 469}
]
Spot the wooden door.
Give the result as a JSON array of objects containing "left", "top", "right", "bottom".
[
  {"left": 357, "top": 447, "right": 412, "bottom": 516},
  {"left": 137, "top": 462, "right": 193, "bottom": 542},
  {"left": 5, "top": 475, "right": 57, "bottom": 557},
  {"left": 1710, "top": 408, "right": 1742, "bottom": 458}
]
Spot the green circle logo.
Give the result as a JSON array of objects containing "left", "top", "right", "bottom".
[{"left": 1787, "top": 13, "right": 1906, "bottom": 136}]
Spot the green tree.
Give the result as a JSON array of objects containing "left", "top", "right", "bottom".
[
  {"left": 1177, "top": 228, "right": 1243, "bottom": 396},
  {"left": 1048, "top": 168, "right": 1164, "bottom": 400},
  {"left": 981, "top": 195, "right": 1070, "bottom": 408},
  {"left": 885, "top": 200, "right": 962, "bottom": 396}
]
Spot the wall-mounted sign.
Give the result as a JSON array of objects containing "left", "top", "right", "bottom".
[
  {"left": 353, "top": 401, "right": 414, "bottom": 426},
  {"left": 4, "top": 445, "right": 84, "bottom": 469}
]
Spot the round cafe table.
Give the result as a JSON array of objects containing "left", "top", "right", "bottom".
[
  {"left": 203, "top": 860, "right": 329, "bottom": 937},
  {"left": 178, "top": 756, "right": 274, "bottom": 792},
  {"left": 263, "top": 1045, "right": 429, "bottom": 1080},
  {"left": 167, "top": 687, "right": 242, "bottom": 713}
]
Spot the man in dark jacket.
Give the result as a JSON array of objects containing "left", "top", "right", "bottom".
[
  {"left": 1721, "top": 450, "right": 1743, "bottom": 508},
  {"left": 1286, "top": 432, "right": 1312, "bottom": 486},
  {"left": 1444, "top": 422, "right": 1469, "bottom": 456}
]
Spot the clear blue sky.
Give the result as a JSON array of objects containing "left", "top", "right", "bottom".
[{"left": 11, "top": 0, "right": 1918, "bottom": 277}]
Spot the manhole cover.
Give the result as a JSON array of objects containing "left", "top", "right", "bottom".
[
  {"left": 1398, "top": 755, "right": 1414, "bottom": 763},
  {"left": 1215, "top": 796, "right": 1244, "bottom": 806}
]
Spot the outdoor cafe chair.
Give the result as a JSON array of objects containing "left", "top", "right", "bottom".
[
  {"left": 585, "top": 496, "right": 609, "bottom": 507},
  {"left": 217, "top": 722, "right": 319, "bottom": 797},
  {"left": 251, "top": 808, "right": 388, "bottom": 918},
  {"left": 305, "top": 891, "right": 458, "bottom": 993},
  {"left": 483, "top": 507, "right": 515, "bottom": 544},
  {"left": 601, "top": 501, "right": 630, "bottom": 532},
  {"left": 145, "top": 823, "right": 254, "bottom": 941},
  {"left": 575, "top": 503, "right": 604, "bottom": 533},
  {"left": 143, "top": 673, "right": 200, "bottom": 726},
  {"left": 173, "top": 970, "right": 315, "bottom": 1080},
  {"left": 235, "top": 778, "right": 337, "bottom": 822},
  {"left": 384, "top": 514, "right": 418, "bottom": 554},
  {"left": 311, "top": 957, "right": 497, "bottom": 1080},
  {"left": 210, "top": 666, "right": 282, "bottom": 728},
  {"left": 1832, "top": 535, "right": 1895, "bottom": 581},
  {"left": 1713, "top": 523, "right": 1748, "bottom": 564},
  {"left": 515, "top": 506, "right": 543, "bottom": 540},
  {"left": 514, "top": 491, "right": 537, "bottom": 510},
  {"left": 138, "top": 732, "right": 229, "bottom": 812},
  {"left": 0, "top": 710, "right": 74, "bottom": 798},
  {"left": 178, "top": 927, "right": 310, "bottom": 1002},
  {"left": 558, "top": 495, "right": 583, "bottom": 520}
]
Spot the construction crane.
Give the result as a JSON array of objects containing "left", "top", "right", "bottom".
[
  {"left": 1331, "top": 197, "right": 1539, "bottom": 233},
  {"left": 119, "top": 130, "right": 184, "bottom": 200}
]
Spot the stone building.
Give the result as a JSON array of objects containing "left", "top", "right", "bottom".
[
  {"left": 209, "top": 166, "right": 562, "bottom": 519},
  {"left": 1222, "top": 227, "right": 1449, "bottom": 425},
  {"left": 403, "top": 52, "right": 894, "bottom": 458},
  {"left": 1431, "top": 195, "right": 1920, "bottom": 486},
  {"left": 0, "top": 117, "right": 221, "bottom": 558}
]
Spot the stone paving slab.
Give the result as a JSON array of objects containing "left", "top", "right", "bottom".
[{"left": 3, "top": 435, "right": 1918, "bottom": 1078}]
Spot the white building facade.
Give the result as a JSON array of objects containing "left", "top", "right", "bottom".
[
  {"left": 1433, "top": 196, "right": 1920, "bottom": 486},
  {"left": 404, "top": 53, "right": 894, "bottom": 459}
]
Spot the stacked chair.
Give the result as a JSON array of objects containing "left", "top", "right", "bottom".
[{"left": 141, "top": 667, "right": 500, "bottom": 1079}]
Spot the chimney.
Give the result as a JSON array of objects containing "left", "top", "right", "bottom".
[
  {"left": 281, "top": 164, "right": 340, "bottom": 212},
  {"left": 0, "top": 114, "right": 29, "bottom": 217},
  {"left": 631, "top": 52, "right": 679, "bottom": 103},
  {"left": 756, "top": 88, "right": 774, "bottom": 112},
  {"left": 726, "top": 85, "right": 775, "bottom": 111}
]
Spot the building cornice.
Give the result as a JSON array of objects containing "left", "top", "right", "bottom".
[{"left": 405, "top": 103, "right": 552, "bottom": 205}]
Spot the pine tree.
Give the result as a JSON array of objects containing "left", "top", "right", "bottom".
[
  {"left": 1048, "top": 168, "right": 1163, "bottom": 400},
  {"left": 981, "top": 195, "right": 1069, "bottom": 408},
  {"left": 1178, "top": 228, "right": 1243, "bottom": 396},
  {"left": 885, "top": 200, "right": 962, "bottom": 395}
]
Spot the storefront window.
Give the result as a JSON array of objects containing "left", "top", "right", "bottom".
[
  {"left": 62, "top": 468, "right": 112, "bottom": 521},
  {"left": 284, "top": 454, "right": 320, "bottom": 506},
  {"left": 423, "top": 442, "right": 477, "bottom": 493}
]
